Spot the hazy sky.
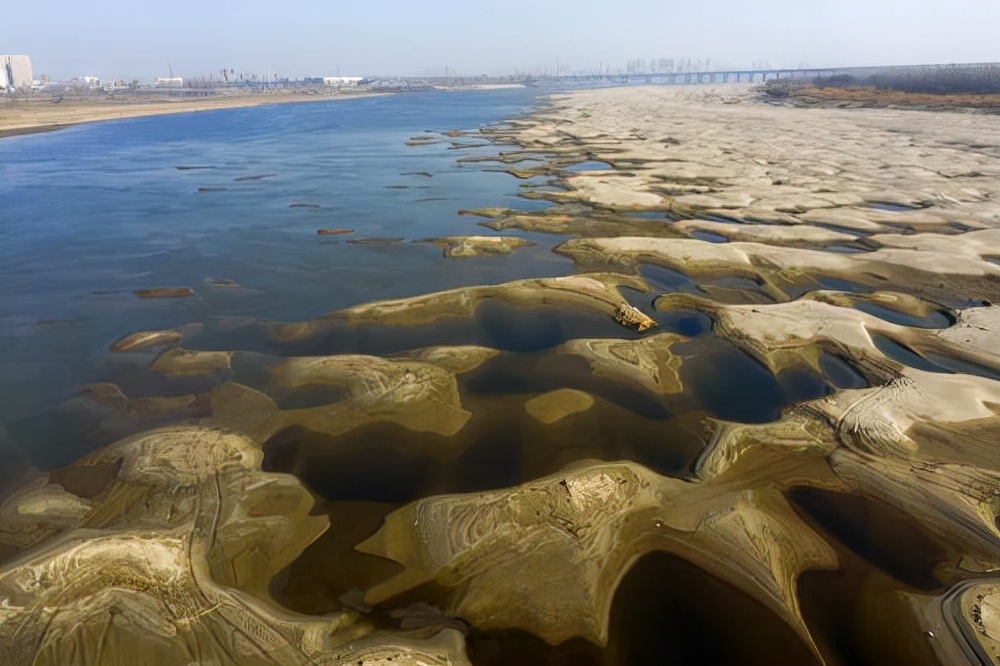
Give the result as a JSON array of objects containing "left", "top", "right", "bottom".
[{"left": 2, "top": 0, "right": 998, "bottom": 80}]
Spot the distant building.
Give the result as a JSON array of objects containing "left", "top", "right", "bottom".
[
  {"left": 1, "top": 55, "right": 33, "bottom": 91},
  {"left": 156, "top": 77, "right": 184, "bottom": 86},
  {"left": 322, "top": 76, "right": 364, "bottom": 87}
]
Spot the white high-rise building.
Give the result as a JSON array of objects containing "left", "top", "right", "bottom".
[{"left": 1, "top": 55, "right": 33, "bottom": 91}]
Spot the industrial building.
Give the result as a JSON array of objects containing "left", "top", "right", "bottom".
[{"left": 1, "top": 55, "right": 33, "bottom": 91}]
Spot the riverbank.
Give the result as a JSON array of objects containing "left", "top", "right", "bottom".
[{"left": 0, "top": 90, "right": 390, "bottom": 138}]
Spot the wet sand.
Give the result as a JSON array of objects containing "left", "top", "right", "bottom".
[
  {"left": 1, "top": 85, "right": 998, "bottom": 665},
  {"left": 0, "top": 91, "right": 389, "bottom": 138}
]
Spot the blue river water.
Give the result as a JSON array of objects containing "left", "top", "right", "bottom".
[{"left": 0, "top": 90, "right": 578, "bottom": 466}]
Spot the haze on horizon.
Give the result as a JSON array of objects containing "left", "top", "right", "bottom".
[{"left": 2, "top": 0, "right": 998, "bottom": 81}]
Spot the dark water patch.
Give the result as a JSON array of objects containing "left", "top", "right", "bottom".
[
  {"left": 701, "top": 213, "right": 745, "bottom": 224},
  {"left": 677, "top": 338, "right": 818, "bottom": 423},
  {"left": 228, "top": 352, "right": 281, "bottom": 392},
  {"left": 197, "top": 186, "right": 227, "bottom": 192},
  {"left": 639, "top": 265, "right": 698, "bottom": 292},
  {"left": 457, "top": 397, "right": 698, "bottom": 493},
  {"left": 263, "top": 424, "right": 446, "bottom": 504},
  {"left": 851, "top": 300, "right": 954, "bottom": 328},
  {"left": 798, "top": 567, "right": 941, "bottom": 666},
  {"left": 817, "top": 277, "right": 875, "bottom": 294},
  {"left": 603, "top": 552, "right": 821, "bottom": 666},
  {"left": 175, "top": 165, "right": 216, "bottom": 171},
  {"left": 703, "top": 275, "right": 777, "bottom": 305},
  {"left": 564, "top": 160, "right": 612, "bottom": 172},
  {"left": 777, "top": 366, "right": 833, "bottom": 403},
  {"left": 789, "top": 487, "right": 945, "bottom": 590},
  {"left": 811, "top": 223, "right": 871, "bottom": 239},
  {"left": 690, "top": 230, "right": 729, "bottom": 243},
  {"left": 263, "top": 394, "right": 700, "bottom": 508},
  {"left": 440, "top": 393, "right": 697, "bottom": 496},
  {"left": 622, "top": 414, "right": 706, "bottom": 476},
  {"left": 866, "top": 201, "right": 924, "bottom": 212},
  {"left": 786, "top": 276, "right": 873, "bottom": 299},
  {"left": 619, "top": 285, "right": 658, "bottom": 313},
  {"left": 653, "top": 308, "right": 713, "bottom": 337},
  {"left": 466, "top": 552, "right": 822, "bottom": 665},
  {"left": 628, "top": 211, "right": 669, "bottom": 221},
  {"left": 819, "top": 353, "right": 869, "bottom": 389},
  {"left": 289, "top": 203, "right": 322, "bottom": 209},
  {"left": 872, "top": 334, "right": 948, "bottom": 373},
  {"left": 269, "top": 499, "right": 404, "bottom": 615},
  {"left": 921, "top": 350, "right": 1000, "bottom": 381},
  {"left": 469, "top": 300, "right": 631, "bottom": 354}
]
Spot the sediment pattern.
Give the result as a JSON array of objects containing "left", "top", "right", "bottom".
[{"left": 2, "top": 86, "right": 999, "bottom": 665}]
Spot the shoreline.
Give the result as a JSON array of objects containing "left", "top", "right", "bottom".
[{"left": 0, "top": 91, "right": 391, "bottom": 138}]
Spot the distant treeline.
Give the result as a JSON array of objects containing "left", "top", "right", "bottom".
[{"left": 812, "top": 63, "right": 1000, "bottom": 94}]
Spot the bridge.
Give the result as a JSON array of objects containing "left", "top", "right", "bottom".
[
  {"left": 622, "top": 68, "right": 832, "bottom": 84},
  {"left": 531, "top": 63, "right": 1000, "bottom": 87}
]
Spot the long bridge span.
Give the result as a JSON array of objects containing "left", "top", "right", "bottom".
[{"left": 534, "top": 62, "right": 999, "bottom": 87}]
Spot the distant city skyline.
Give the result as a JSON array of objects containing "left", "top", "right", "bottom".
[{"left": 2, "top": 0, "right": 998, "bottom": 81}]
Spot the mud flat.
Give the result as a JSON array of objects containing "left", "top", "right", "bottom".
[{"left": 2, "top": 85, "right": 999, "bottom": 665}]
